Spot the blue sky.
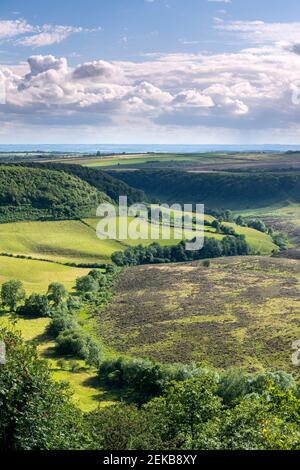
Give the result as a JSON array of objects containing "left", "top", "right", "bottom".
[{"left": 0, "top": 0, "right": 300, "bottom": 143}]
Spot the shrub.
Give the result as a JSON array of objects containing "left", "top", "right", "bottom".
[
  {"left": 47, "top": 313, "right": 79, "bottom": 338},
  {"left": 76, "top": 275, "right": 99, "bottom": 294},
  {"left": 17, "top": 293, "right": 50, "bottom": 317},
  {"left": 202, "top": 260, "right": 211, "bottom": 268},
  {"left": 56, "top": 328, "right": 88, "bottom": 358}
]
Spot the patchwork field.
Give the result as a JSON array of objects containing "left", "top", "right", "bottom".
[
  {"left": 99, "top": 256, "right": 300, "bottom": 376},
  {"left": 48, "top": 151, "right": 300, "bottom": 171}
]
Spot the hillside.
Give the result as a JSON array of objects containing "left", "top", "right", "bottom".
[
  {"left": 0, "top": 166, "right": 111, "bottom": 223},
  {"left": 99, "top": 256, "right": 300, "bottom": 375},
  {"left": 22, "top": 162, "right": 146, "bottom": 205},
  {"left": 0, "top": 256, "right": 90, "bottom": 293},
  {"left": 0, "top": 216, "right": 275, "bottom": 268},
  {"left": 108, "top": 169, "right": 300, "bottom": 210}
]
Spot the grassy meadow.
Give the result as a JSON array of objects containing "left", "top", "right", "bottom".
[
  {"left": 0, "top": 256, "right": 89, "bottom": 292},
  {"left": 0, "top": 216, "right": 277, "bottom": 268}
]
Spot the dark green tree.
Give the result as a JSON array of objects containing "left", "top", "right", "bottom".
[
  {"left": 1, "top": 280, "right": 25, "bottom": 311},
  {"left": 47, "top": 282, "right": 68, "bottom": 307}
]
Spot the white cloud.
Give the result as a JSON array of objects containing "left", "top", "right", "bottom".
[
  {"left": 2, "top": 16, "right": 300, "bottom": 142},
  {"left": 207, "top": 0, "right": 231, "bottom": 3},
  {"left": 173, "top": 89, "right": 214, "bottom": 108},
  {"left": 0, "top": 19, "right": 34, "bottom": 39},
  {"left": 215, "top": 19, "right": 300, "bottom": 46},
  {"left": 0, "top": 19, "right": 99, "bottom": 48},
  {"left": 73, "top": 60, "right": 123, "bottom": 81},
  {"left": 17, "top": 26, "right": 83, "bottom": 47}
]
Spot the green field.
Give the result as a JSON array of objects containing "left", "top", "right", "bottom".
[
  {"left": 0, "top": 216, "right": 277, "bottom": 268},
  {"left": 0, "top": 220, "right": 123, "bottom": 265},
  {"left": 0, "top": 209, "right": 278, "bottom": 412},
  {"left": 100, "top": 256, "right": 300, "bottom": 376},
  {"left": 0, "top": 256, "right": 89, "bottom": 292}
]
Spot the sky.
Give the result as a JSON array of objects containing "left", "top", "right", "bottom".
[{"left": 1, "top": 0, "right": 300, "bottom": 143}]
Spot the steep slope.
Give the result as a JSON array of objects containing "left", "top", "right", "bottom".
[
  {"left": 108, "top": 169, "right": 300, "bottom": 210},
  {"left": 0, "top": 166, "right": 111, "bottom": 223},
  {"left": 23, "top": 162, "right": 146, "bottom": 205}
]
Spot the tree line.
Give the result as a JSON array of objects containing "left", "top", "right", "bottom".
[{"left": 111, "top": 235, "right": 250, "bottom": 266}]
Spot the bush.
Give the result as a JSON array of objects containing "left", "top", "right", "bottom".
[
  {"left": 76, "top": 275, "right": 99, "bottom": 293},
  {"left": 47, "top": 313, "right": 79, "bottom": 338},
  {"left": 17, "top": 293, "right": 50, "bottom": 317},
  {"left": 56, "top": 328, "right": 88, "bottom": 358},
  {"left": 99, "top": 358, "right": 214, "bottom": 404}
]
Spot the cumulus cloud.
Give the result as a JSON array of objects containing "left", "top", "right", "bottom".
[
  {"left": 173, "top": 90, "right": 215, "bottom": 108},
  {"left": 2, "top": 16, "right": 300, "bottom": 141},
  {"left": 73, "top": 60, "right": 123, "bottom": 81}
]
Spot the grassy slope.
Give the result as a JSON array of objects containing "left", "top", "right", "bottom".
[
  {"left": 0, "top": 308, "right": 120, "bottom": 411},
  {"left": 0, "top": 217, "right": 277, "bottom": 267},
  {"left": 0, "top": 165, "right": 109, "bottom": 223},
  {"left": 0, "top": 209, "right": 277, "bottom": 410},
  {"left": 99, "top": 257, "right": 300, "bottom": 377},
  {"left": 0, "top": 220, "right": 123, "bottom": 264},
  {"left": 0, "top": 256, "right": 89, "bottom": 292}
]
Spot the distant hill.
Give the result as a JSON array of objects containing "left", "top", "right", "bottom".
[
  {"left": 108, "top": 169, "right": 300, "bottom": 210},
  {"left": 23, "top": 162, "right": 146, "bottom": 205},
  {"left": 0, "top": 166, "right": 111, "bottom": 223}
]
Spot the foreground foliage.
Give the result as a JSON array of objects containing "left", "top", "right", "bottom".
[{"left": 0, "top": 328, "right": 89, "bottom": 450}]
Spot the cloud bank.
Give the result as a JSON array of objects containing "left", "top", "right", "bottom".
[{"left": 1, "top": 19, "right": 300, "bottom": 142}]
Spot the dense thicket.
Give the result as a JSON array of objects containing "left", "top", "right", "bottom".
[
  {"left": 108, "top": 169, "right": 300, "bottom": 209},
  {"left": 111, "top": 236, "right": 250, "bottom": 266},
  {"left": 87, "top": 372, "right": 300, "bottom": 450},
  {"left": 23, "top": 162, "right": 146, "bottom": 205},
  {"left": 0, "top": 166, "right": 110, "bottom": 222}
]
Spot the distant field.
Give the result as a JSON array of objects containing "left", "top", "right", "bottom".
[
  {"left": 0, "top": 256, "right": 89, "bottom": 293},
  {"left": 57, "top": 151, "right": 300, "bottom": 171},
  {"left": 82, "top": 153, "right": 206, "bottom": 167},
  {"left": 99, "top": 257, "right": 300, "bottom": 376}
]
